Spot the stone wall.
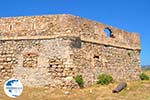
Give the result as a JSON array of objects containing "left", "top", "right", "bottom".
[
  {"left": 0, "top": 38, "right": 75, "bottom": 88},
  {"left": 0, "top": 14, "right": 141, "bottom": 88},
  {"left": 71, "top": 40, "right": 140, "bottom": 86},
  {"left": 0, "top": 14, "right": 140, "bottom": 50},
  {"left": 0, "top": 36, "right": 140, "bottom": 88}
]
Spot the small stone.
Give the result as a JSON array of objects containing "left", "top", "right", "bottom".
[
  {"left": 1, "top": 69, "right": 6, "bottom": 73},
  {"left": 62, "top": 86, "right": 67, "bottom": 90},
  {"left": 0, "top": 66, "right": 4, "bottom": 69},
  {"left": 12, "top": 57, "right": 16, "bottom": 61},
  {"left": 64, "top": 91, "right": 69, "bottom": 95},
  {"left": 6, "top": 57, "right": 12, "bottom": 62},
  {"left": 66, "top": 29, "right": 72, "bottom": 33},
  {"left": 126, "top": 87, "right": 130, "bottom": 90},
  {"left": 89, "top": 89, "right": 93, "bottom": 93},
  {"left": 64, "top": 76, "right": 73, "bottom": 81}
]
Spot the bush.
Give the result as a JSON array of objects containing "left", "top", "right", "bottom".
[
  {"left": 74, "top": 75, "right": 84, "bottom": 88},
  {"left": 97, "top": 74, "right": 113, "bottom": 85},
  {"left": 139, "top": 73, "right": 149, "bottom": 80}
]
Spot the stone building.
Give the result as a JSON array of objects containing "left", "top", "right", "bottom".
[{"left": 0, "top": 14, "right": 141, "bottom": 88}]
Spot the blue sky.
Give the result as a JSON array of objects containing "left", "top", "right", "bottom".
[{"left": 0, "top": 0, "right": 149, "bottom": 65}]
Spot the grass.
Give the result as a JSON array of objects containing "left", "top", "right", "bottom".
[
  {"left": 1, "top": 70, "right": 150, "bottom": 100},
  {"left": 142, "top": 68, "right": 150, "bottom": 76}
]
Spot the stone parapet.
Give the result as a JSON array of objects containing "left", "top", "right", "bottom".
[{"left": 0, "top": 14, "right": 140, "bottom": 50}]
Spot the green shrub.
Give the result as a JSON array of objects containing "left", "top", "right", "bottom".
[
  {"left": 139, "top": 73, "right": 149, "bottom": 80},
  {"left": 74, "top": 75, "right": 84, "bottom": 88},
  {"left": 97, "top": 74, "right": 113, "bottom": 85}
]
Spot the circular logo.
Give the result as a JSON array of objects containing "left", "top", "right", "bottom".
[{"left": 4, "top": 79, "right": 23, "bottom": 98}]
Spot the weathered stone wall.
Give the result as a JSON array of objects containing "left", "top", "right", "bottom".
[
  {"left": 0, "top": 36, "right": 140, "bottom": 88},
  {"left": 0, "top": 37, "right": 79, "bottom": 88},
  {"left": 70, "top": 40, "right": 140, "bottom": 86},
  {"left": 0, "top": 14, "right": 141, "bottom": 88},
  {"left": 0, "top": 14, "right": 140, "bottom": 50}
]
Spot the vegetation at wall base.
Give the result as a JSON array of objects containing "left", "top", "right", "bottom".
[
  {"left": 139, "top": 73, "right": 149, "bottom": 80},
  {"left": 74, "top": 75, "right": 84, "bottom": 88},
  {"left": 97, "top": 74, "right": 113, "bottom": 85}
]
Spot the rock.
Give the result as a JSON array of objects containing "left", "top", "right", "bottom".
[
  {"left": 89, "top": 89, "right": 93, "bottom": 93},
  {"left": 62, "top": 86, "right": 67, "bottom": 90},
  {"left": 64, "top": 91, "right": 69, "bottom": 95},
  {"left": 64, "top": 76, "right": 73, "bottom": 81}
]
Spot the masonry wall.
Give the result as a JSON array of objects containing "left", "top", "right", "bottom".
[
  {"left": 71, "top": 40, "right": 140, "bottom": 86},
  {"left": 0, "top": 14, "right": 140, "bottom": 50},
  {"left": 0, "top": 37, "right": 80, "bottom": 88},
  {"left": 0, "top": 36, "right": 141, "bottom": 88},
  {"left": 0, "top": 14, "right": 141, "bottom": 88}
]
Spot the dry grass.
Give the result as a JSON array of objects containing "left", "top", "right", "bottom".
[
  {"left": 1, "top": 70, "right": 150, "bottom": 100},
  {"left": 143, "top": 69, "right": 150, "bottom": 76}
]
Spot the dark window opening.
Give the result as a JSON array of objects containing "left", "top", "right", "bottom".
[
  {"left": 93, "top": 55, "right": 99, "bottom": 59},
  {"left": 104, "top": 28, "right": 114, "bottom": 38},
  {"left": 104, "top": 28, "right": 111, "bottom": 37}
]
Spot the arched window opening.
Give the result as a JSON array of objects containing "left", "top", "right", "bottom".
[{"left": 104, "top": 28, "right": 112, "bottom": 38}]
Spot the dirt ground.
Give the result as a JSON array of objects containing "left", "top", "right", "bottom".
[{"left": 0, "top": 80, "right": 150, "bottom": 100}]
